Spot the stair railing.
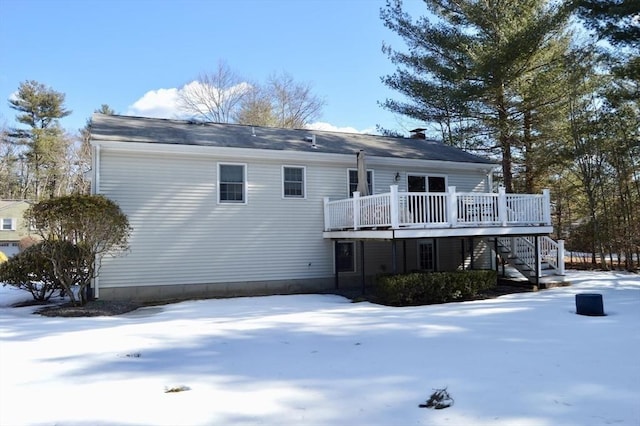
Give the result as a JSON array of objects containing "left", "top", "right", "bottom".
[
  {"left": 498, "top": 236, "right": 565, "bottom": 277},
  {"left": 539, "top": 236, "right": 565, "bottom": 275}
]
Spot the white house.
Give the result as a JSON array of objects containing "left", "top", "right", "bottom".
[{"left": 89, "top": 114, "right": 564, "bottom": 302}]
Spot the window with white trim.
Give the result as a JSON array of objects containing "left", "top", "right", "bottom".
[
  {"left": 336, "top": 241, "right": 356, "bottom": 273},
  {"left": 219, "top": 163, "right": 246, "bottom": 203},
  {"left": 1, "top": 218, "right": 16, "bottom": 231},
  {"left": 283, "top": 166, "right": 305, "bottom": 198},
  {"left": 407, "top": 174, "right": 446, "bottom": 193},
  {"left": 348, "top": 169, "right": 373, "bottom": 197}
]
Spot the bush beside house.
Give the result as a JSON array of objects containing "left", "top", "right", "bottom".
[
  {"left": 1, "top": 195, "right": 131, "bottom": 306},
  {"left": 375, "top": 270, "right": 497, "bottom": 306},
  {"left": 0, "top": 243, "right": 61, "bottom": 301}
]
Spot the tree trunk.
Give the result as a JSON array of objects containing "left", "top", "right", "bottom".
[
  {"left": 497, "top": 86, "right": 513, "bottom": 193},
  {"left": 523, "top": 109, "right": 534, "bottom": 193}
]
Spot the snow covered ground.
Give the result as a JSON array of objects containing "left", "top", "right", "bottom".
[{"left": 1, "top": 270, "right": 638, "bottom": 426}]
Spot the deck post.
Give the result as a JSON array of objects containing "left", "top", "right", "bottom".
[
  {"left": 334, "top": 240, "right": 340, "bottom": 290},
  {"left": 323, "top": 197, "right": 330, "bottom": 231},
  {"left": 557, "top": 239, "right": 565, "bottom": 275},
  {"left": 498, "top": 187, "right": 507, "bottom": 226},
  {"left": 360, "top": 240, "right": 366, "bottom": 294},
  {"left": 535, "top": 236, "right": 541, "bottom": 286},
  {"left": 391, "top": 239, "right": 397, "bottom": 274},
  {"left": 494, "top": 238, "right": 503, "bottom": 276},
  {"left": 448, "top": 186, "right": 457, "bottom": 226},
  {"left": 353, "top": 191, "right": 361, "bottom": 230},
  {"left": 390, "top": 185, "right": 399, "bottom": 228},
  {"left": 403, "top": 240, "right": 407, "bottom": 272}
]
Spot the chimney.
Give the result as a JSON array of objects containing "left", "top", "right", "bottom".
[{"left": 410, "top": 128, "right": 426, "bottom": 139}]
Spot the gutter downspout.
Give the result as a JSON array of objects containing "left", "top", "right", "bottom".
[{"left": 91, "top": 144, "right": 101, "bottom": 299}]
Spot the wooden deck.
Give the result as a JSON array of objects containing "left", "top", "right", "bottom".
[{"left": 323, "top": 186, "right": 554, "bottom": 239}]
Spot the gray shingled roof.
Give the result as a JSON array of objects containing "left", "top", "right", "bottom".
[{"left": 90, "top": 114, "right": 495, "bottom": 165}]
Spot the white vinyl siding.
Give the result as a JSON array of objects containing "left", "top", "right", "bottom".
[
  {"left": 97, "top": 150, "right": 351, "bottom": 289},
  {"left": 96, "top": 147, "right": 493, "bottom": 291},
  {"left": 447, "top": 171, "right": 490, "bottom": 192}
]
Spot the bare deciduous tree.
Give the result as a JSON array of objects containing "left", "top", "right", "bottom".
[
  {"left": 234, "top": 85, "right": 276, "bottom": 127},
  {"left": 236, "top": 72, "right": 325, "bottom": 128},
  {"left": 267, "top": 72, "right": 325, "bottom": 129},
  {"left": 178, "top": 62, "right": 251, "bottom": 123}
]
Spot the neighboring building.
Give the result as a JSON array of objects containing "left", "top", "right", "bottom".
[
  {"left": 0, "top": 200, "right": 31, "bottom": 258},
  {"left": 89, "top": 114, "right": 564, "bottom": 302}
]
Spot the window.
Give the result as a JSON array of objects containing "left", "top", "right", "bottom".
[
  {"left": 1, "top": 218, "right": 15, "bottom": 231},
  {"left": 336, "top": 241, "right": 355, "bottom": 273},
  {"left": 283, "top": 166, "right": 305, "bottom": 198},
  {"left": 407, "top": 175, "right": 446, "bottom": 193},
  {"left": 219, "top": 164, "right": 246, "bottom": 203},
  {"left": 418, "top": 240, "right": 435, "bottom": 271},
  {"left": 348, "top": 169, "right": 373, "bottom": 197}
]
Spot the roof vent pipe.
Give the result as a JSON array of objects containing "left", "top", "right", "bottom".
[
  {"left": 410, "top": 128, "right": 426, "bottom": 139},
  {"left": 311, "top": 134, "right": 317, "bottom": 149}
]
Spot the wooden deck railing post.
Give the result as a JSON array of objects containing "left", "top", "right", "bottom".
[
  {"left": 557, "top": 239, "right": 565, "bottom": 275},
  {"left": 448, "top": 186, "right": 457, "bottom": 226},
  {"left": 390, "top": 185, "right": 399, "bottom": 229},
  {"left": 498, "top": 187, "right": 507, "bottom": 226},
  {"left": 353, "top": 191, "right": 361, "bottom": 230}
]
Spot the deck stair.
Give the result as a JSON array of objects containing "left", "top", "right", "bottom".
[{"left": 495, "top": 236, "right": 567, "bottom": 288}]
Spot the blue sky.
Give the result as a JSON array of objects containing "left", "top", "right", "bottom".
[{"left": 1, "top": 0, "right": 426, "bottom": 135}]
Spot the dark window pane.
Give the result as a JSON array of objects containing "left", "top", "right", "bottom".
[
  {"left": 419, "top": 242, "right": 434, "bottom": 270},
  {"left": 336, "top": 242, "right": 355, "bottom": 272},
  {"left": 284, "top": 167, "right": 304, "bottom": 197},
  {"left": 220, "top": 165, "right": 244, "bottom": 183},
  {"left": 220, "top": 165, "right": 245, "bottom": 202},
  {"left": 349, "top": 170, "right": 372, "bottom": 197},
  {"left": 428, "top": 176, "right": 446, "bottom": 192},
  {"left": 408, "top": 175, "right": 426, "bottom": 192}
]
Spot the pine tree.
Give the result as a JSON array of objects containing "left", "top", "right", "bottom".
[
  {"left": 8, "top": 80, "right": 71, "bottom": 200},
  {"left": 381, "top": 0, "right": 571, "bottom": 192}
]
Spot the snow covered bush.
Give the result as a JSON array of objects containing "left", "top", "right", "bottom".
[
  {"left": 25, "top": 194, "right": 132, "bottom": 306},
  {"left": 0, "top": 243, "right": 61, "bottom": 302},
  {"left": 375, "top": 270, "right": 497, "bottom": 306}
]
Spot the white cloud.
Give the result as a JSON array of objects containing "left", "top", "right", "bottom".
[
  {"left": 306, "top": 121, "right": 375, "bottom": 135},
  {"left": 126, "top": 87, "right": 186, "bottom": 119},
  {"left": 127, "top": 85, "right": 374, "bottom": 135},
  {"left": 126, "top": 81, "right": 253, "bottom": 120}
]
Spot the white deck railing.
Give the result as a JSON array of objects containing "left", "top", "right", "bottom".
[
  {"left": 323, "top": 185, "right": 551, "bottom": 231},
  {"left": 498, "top": 236, "right": 565, "bottom": 277}
]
